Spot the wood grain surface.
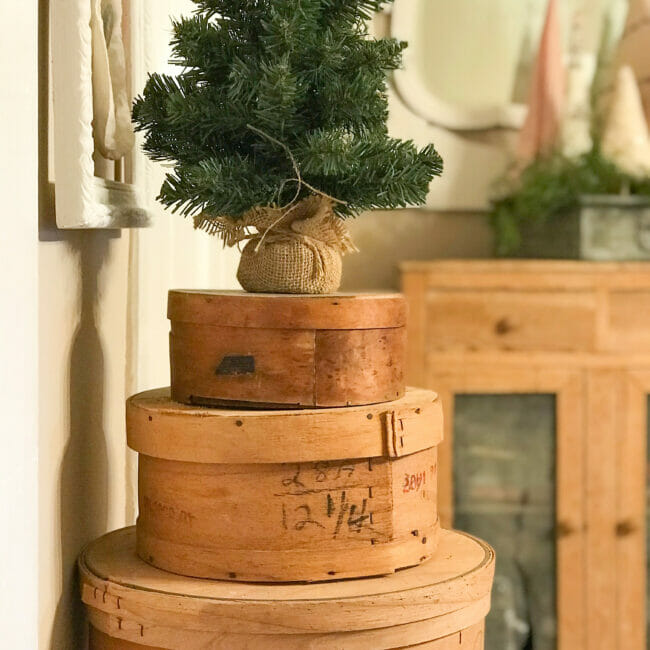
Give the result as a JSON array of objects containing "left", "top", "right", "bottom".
[
  {"left": 136, "top": 447, "right": 439, "bottom": 582},
  {"left": 168, "top": 290, "right": 407, "bottom": 407},
  {"left": 127, "top": 387, "right": 443, "bottom": 464},
  {"left": 81, "top": 527, "right": 494, "bottom": 649},
  {"left": 89, "top": 620, "right": 485, "bottom": 649},
  {"left": 168, "top": 290, "right": 407, "bottom": 329},
  {"left": 402, "top": 259, "right": 650, "bottom": 650}
]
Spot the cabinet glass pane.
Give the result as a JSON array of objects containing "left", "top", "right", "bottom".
[{"left": 454, "top": 394, "right": 556, "bottom": 650}]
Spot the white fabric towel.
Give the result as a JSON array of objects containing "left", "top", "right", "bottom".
[{"left": 91, "top": 0, "right": 135, "bottom": 160}]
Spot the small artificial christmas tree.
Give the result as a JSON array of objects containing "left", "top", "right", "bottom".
[{"left": 133, "top": 0, "right": 442, "bottom": 293}]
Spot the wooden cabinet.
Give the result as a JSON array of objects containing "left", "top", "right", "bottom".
[{"left": 402, "top": 260, "right": 650, "bottom": 650}]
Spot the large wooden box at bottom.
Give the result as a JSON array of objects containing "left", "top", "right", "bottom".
[
  {"left": 81, "top": 527, "right": 494, "bottom": 650},
  {"left": 90, "top": 624, "right": 484, "bottom": 649}
]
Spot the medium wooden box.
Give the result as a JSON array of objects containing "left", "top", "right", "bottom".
[
  {"left": 127, "top": 387, "right": 443, "bottom": 582},
  {"left": 168, "top": 290, "right": 407, "bottom": 408},
  {"left": 81, "top": 527, "right": 494, "bottom": 649}
]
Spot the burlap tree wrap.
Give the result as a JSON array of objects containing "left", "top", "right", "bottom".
[{"left": 202, "top": 196, "right": 357, "bottom": 294}]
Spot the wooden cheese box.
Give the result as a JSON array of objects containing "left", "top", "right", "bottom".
[
  {"left": 127, "top": 387, "right": 443, "bottom": 582},
  {"left": 168, "top": 290, "right": 406, "bottom": 408},
  {"left": 81, "top": 527, "right": 494, "bottom": 649}
]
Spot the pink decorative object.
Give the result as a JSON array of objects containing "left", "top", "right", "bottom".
[{"left": 517, "top": 0, "right": 566, "bottom": 165}]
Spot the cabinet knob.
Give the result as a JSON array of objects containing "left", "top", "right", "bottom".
[
  {"left": 616, "top": 520, "right": 638, "bottom": 537},
  {"left": 555, "top": 521, "right": 576, "bottom": 538},
  {"left": 494, "top": 317, "right": 515, "bottom": 335}
]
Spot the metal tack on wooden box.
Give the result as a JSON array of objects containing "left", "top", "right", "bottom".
[
  {"left": 127, "top": 387, "right": 443, "bottom": 582},
  {"left": 167, "top": 290, "right": 407, "bottom": 408}
]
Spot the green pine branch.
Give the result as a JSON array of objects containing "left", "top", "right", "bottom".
[{"left": 133, "top": 0, "right": 442, "bottom": 222}]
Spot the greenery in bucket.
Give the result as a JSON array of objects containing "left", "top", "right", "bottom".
[{"left": 490, "top": 150, "right": 650, "bottom": 256}]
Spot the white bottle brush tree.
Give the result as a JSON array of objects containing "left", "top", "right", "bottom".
[
  {"left": 601, "top": 66, "right": 650, "bottom": 181},
  {"left": 133, "top": 0, "right": 442, "bottom": 294}
]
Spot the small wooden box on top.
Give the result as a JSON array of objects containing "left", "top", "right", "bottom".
[{"left": 168, "top": 291, "right": 407, "bottom": 408}]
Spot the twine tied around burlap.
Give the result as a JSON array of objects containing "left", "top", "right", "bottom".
[
  {"left": 193, "top": 125, "right": 358, "bottom": 293},
  {"left": 196, "top": 195, "right": 358, "bottom": 294}
]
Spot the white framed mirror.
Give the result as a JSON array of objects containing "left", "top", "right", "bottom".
[
  {"left": 391, "top": 0, "right": 537, "bottom": 131},
  {"left": 387, "top": 0, "right": 629, "bottom": 210}
]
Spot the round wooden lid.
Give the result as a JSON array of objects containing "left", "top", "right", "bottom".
[
  {"left": 80, "top": 527, "right": 494, "bottom": 636},
  {"left": 127, "top": 387, "right": 443, "bottom": 463},
  {"left": 168, "top": 290, "right": 407, "bottom": 329}
]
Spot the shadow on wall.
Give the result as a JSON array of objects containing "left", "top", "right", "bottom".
[
  {"left": 49, "top": 237, "right": 111, "bottom": 650},
  {"left": 38, "top": 1, "right": 116, "bottom": 647},
  {"left": 340, "top": 209, "right": 494, "bottom": 291}
]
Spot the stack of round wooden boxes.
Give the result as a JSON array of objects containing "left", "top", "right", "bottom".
[{"left": 80, "top": 291, "right": 495, "bottom": 649}]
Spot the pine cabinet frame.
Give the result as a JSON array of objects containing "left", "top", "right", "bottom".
[{"left": 402, "top": 260, "right": 650, "bottom": 650}]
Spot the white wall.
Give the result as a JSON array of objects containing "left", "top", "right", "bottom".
[
  {"left": 37, "top": 1, "right": 239, "bottom": 647},
  {"left": 38, "top": 229, "right": 132, "bottom": 650},
  {"left": 342, "top": 209, "right": 493, "bottom": 291},
  {"left": 0, "top": 2, "right": 39, "bottom": 648}
]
